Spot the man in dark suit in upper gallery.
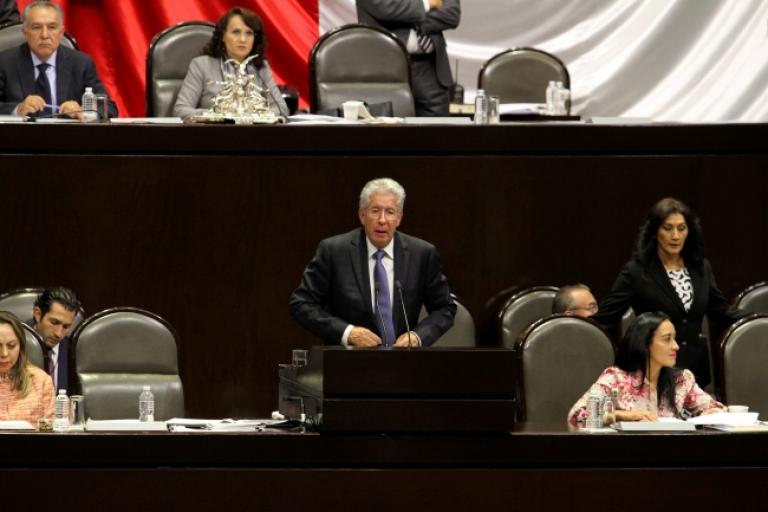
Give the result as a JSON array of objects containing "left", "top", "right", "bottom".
[
  {"left": 291, "top": 177, "right": 456, "bottom": 348},
  {"left": 0, "top": 0, "right": 19, "bottom": 24},
  {"left": 356, "top": 0, "right": 461, "bottom": 117},
  {"left": 0, "top": 1, "right": 117, "bottom": 118},
  {"left": 32, "top": 287, "right": 81, "bottom": 392}
]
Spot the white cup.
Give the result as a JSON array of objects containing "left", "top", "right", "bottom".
[
  {"left": 728, "top": 405, "right": 749, "bottom": 413},
  {"left": 342, "top": 101, "right": 364, "bottom": 121}
]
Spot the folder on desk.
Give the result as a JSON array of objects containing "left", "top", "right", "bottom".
[{"left": 613, "top": 420, "right": 695, "bottom": 432}]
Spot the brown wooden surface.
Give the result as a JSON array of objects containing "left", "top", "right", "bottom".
[
  {"left": 1, "top": 123, "right": 766, "bottom": 418},
  {"left": 3, "top": 423, "right": 767, "bottom": 509}
]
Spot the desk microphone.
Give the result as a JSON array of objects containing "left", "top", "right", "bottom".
[
  {"left": 373, "top": 282, "right": 389, "bottom": 347},
  {"left": 395, "top": 280, "right": 412, "bottom": 349}
]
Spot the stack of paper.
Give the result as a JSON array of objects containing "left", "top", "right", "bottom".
[
  {"left": 85, "top": 419, "right": 168, "bottom": 432},
  {"left": 166, "top": 418, "right": 268, "bottom": 432},
  {"left": 613, "top": 418, "right": 696, "bottom": 431},
  {"left": 0, "top": 420, "right": 36, "bottom": 430}
]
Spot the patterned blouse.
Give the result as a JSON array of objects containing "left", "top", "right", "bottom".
[
  {"left": 667, "top": 268, "right": 693, "bottom": 312},
  {"left": 0, "top": 365, "right": 55, "bottom": 424},
  {"left": 568, "top": 366, "right": 724, "bottom": 425}
]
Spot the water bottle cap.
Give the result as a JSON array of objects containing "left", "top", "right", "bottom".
[
  {"left": 85, "top": 87, "right": 93, "bottom": 92},
  {"left": 58, "top": 389, "right": 66, "bottom": 394},
  {"left": 142, "top": 385, "right": 151, "bottom": 391}
]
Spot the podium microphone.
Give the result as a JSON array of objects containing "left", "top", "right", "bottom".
[
  {"left": 395, "top": 280, "right": 412, "bottom": 349},
  {"left": 373, "top": 282, "right": 389, "bottom": 347}
]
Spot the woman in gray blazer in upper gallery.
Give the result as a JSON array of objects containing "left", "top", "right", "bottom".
[{"left": 173, "top": 6, "right": 289, "bottom": 120}]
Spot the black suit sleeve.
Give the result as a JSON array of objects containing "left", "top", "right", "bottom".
[
  {"left": 421, "top": 0, "right": 460, "bottom": 33},
  {"left": 592, "top": 260, "right": 637, "bottom": 336},
  {"left": 412, "top": 244, "right": 456, "bottom": 346},
  {"left": 289, "top": 239, "right": 351, "bottom": 344},
  {"left": 0, "top": 1, "right": 19, "bottom": 25}
]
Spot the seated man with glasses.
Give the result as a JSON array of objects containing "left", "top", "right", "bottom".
[
  {"left": 290, "top": 177, "right": 456, "bottom": 348},
  {"left": 0, "top": 1, "right": 117, "bottom": 118},
  {"left": 552, "top": 284, "right": 599, "bottom": 318}
]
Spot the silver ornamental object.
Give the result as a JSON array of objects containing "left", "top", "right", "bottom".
[{"left": 192, "top": 55, "right": 284, "bottom": 125}]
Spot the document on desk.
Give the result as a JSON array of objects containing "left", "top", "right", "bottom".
[
  {"left": 166, "top": 418, "right": 271, "bottom": 432},
  {"left": 0, "top": 420, "right": 36, "bottom": 430},
  {"left": 613, "top": 418, "right": 696, "bottom": 432},
  {"left": 109, "top": 117, "right": 184, "bottom": 124},
  {"left": 85, "top": 419, "right": 168, "bottom": 431},
  {"left": 687, "top": 412, "right": 760, "bottom": 428},
  {"left": 0, "top": 115, "right": 29, "bottom": 123}
]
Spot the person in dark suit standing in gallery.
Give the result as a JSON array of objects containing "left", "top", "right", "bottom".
[
  {"left": 291, "top": 177, "right": 456, "bottom": 347},
  {"left": 592, "top": 198, "right": 747, "bottom": 389},
  {"left": 0, "top": 0, "right": 19, "bottom": 24},
  {"left": 356, "top": 0, "right": 461, "bottom": 117},
  {"left": 0, "top": 1, "right": 117, "bottom": 118}
]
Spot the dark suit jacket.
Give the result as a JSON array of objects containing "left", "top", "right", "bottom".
[
  {"left": 593, "top": 256, "right": 747, "bottom": 387},
  {"left": 0, "top": 43, "right": 118, "bottom": 117},
  {"left": 38, "top": 336, "right": 71, "bottom": 393},
  {"left": 356, "top": 0, "right": 461, "bottom": 87},
  {"left": 0, "top": 0, "right": 19, "bottom": 24},
  {"left": 290, "top": 228, "right": 456, "bottom": 346}
]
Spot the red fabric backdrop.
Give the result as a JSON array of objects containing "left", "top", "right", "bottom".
[{"left": 18, "top": 0, "right": 320, "bottom": 116}]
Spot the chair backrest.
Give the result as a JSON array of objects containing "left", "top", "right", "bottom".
[
  {"left": 0, "top": 287, "right": 43, "bottom": 325},
  {"left": 0, "top": 21, "right": 78, "bottom": 53},
  {"left": 734, "top": 282, "right": 768, "bottom": 314},
  {"left": 499, "top": 286, "right": 559, "bottom": 349},
  {"left": 0, "top": 286, "right": 86, "bottom": 334},
  {"left": 515, "top": 315, "right": 614, "bottom": 422},
  {"left": 309, "top": 24, "right": 415, "bottom": 117},
  {"left": 21, "top": 323, "right": 44, "bottom": 369},
  {"left": 720, "top": 314, "right": 768, "bottom": 420},
  {"left": 419, "top": 294, "right": 476, "bottom": 347},
  {"left": 146, "top": 21, "right": 214, "bottom": 117},
  {"left": 72, "top": 307, "right": 184, "bottom": 420},
  {"left": 478, "top": 47, "right": 569, "bottom": 105}
]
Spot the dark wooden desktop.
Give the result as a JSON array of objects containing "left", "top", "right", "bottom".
[{"left": 2, "top": 424, "right": 766, "bottom": 508}]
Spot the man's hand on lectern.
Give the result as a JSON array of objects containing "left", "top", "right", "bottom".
[
  {"left": 393, "top": 332, "right": 421, "bottom": 348},
  {"left": 348, "top": 326, "right": 382, "bottom": 347}
]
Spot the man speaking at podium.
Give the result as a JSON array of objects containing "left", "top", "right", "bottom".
[{"left": 290, "top": 178, "right": 456, "bottom": 348}]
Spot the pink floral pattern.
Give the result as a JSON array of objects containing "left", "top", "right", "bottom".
[{"left": 568, "top": 366, "right": 724, "bottom": 425}]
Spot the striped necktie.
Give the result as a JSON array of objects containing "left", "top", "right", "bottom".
[{"left": 416, "top": 28, "right": 435, "bottom": 53}]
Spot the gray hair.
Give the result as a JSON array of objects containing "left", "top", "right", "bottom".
[
  {"left": 359, "top": 178, "right": 406, "bottom": 211},
  {"left": 552, "top": 284, "right": 591, "bottom": 314},
  {"left": 22, "top": 1, "right": 64, "bottom": 27}
]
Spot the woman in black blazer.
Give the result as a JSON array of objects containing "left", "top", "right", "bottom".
[{"left": 593, "top": 198, "right": 746, "bottom": 389}]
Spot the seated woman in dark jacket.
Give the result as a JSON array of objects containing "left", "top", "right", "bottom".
[{"left": 592, "top": 198, "right": 746, "bottom": 388}]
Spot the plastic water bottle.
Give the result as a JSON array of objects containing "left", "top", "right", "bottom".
[
  {"left": 139, "top": 385, "right": 155, "bottom": 422},
  {"left": 585, "top": 390, "right": 603, "bottom": 429},
  {"left": 474, "top": 88, "right": 488, "bottom": 125},
  {"left": 81, "top": 87, "right": 98, "bottom": 122},
  {"left": 54, "top": 389, "right": 70, "bottom": 432},
  {"left": 545, "top": 80, "right": 562, "bottom": 115}
]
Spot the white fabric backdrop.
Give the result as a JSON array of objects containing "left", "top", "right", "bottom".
[{"left": 319, "top": 0, "right": 768, "bottom": 121}]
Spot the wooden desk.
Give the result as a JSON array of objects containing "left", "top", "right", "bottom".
[{"left": 3, "top": 424, "right": 766, "bottom": 508}]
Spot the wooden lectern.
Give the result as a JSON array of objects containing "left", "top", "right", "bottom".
[{"left": 279, "top": 346, "right": 515, "bottom": 433}]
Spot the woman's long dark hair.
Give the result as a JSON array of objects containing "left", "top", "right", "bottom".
[
  {"left": 632, "top": 197, "right": 704, "bottom": 271},
  {"left": 615, "top": 311, "right": 679, "bottom": 412},
  {"left": 203, "top": 7, "right": 266, "bottom": 68}
]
